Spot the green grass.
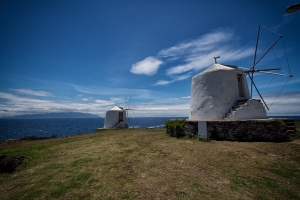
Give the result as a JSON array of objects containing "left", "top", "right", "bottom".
[
  {"left": 293, "top": 120, "right": 300, "bottom": 140},
  {"left": 1, "top": 128, "right": 300, "bottom": 199}
]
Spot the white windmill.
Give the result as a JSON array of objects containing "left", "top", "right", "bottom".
[{"left": 189, "top": 25, "right": 293, "bottom": 120}]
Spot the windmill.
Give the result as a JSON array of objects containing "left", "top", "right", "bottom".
[{"left": 239, "top": 24, "right": 293, "bottom": 110}]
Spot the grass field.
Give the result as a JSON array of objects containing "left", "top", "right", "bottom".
[{"left": 0, "top": 122, "right": 300, "bottom": 200}]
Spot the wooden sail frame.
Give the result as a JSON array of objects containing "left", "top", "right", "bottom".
[{"left": 243, "top": 24, "right": 293, "bottom": 110}]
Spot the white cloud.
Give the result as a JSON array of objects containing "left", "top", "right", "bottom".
[
  {"left": 256, "top": 76, "right": 300, "bottom": 90},
  {"left": 272, "top": 14, "right": 293, "bottom": 31},
  {"left": 176, "top": 73, "right": 192, "bottom": 81},
  {"left": 153, "top": 73, "right": 192, "bottom": 86},
  {"left": 132, "top": 29, "right": 254, "bottom": 85},
  {"left": 165, "top": 37, "right": 254, "bottom": 76},
  {"left": 130, "top": 57, "right": 163, "bottom": 75},
  {"left": 69, "top": 84, "right": 167, "bottom": 101},
  {"left": 13, "top": 89, "right": 52, "bottom": 97},
  {"left": 0, "top": 90, "right": 190, "bottom": 118},
  {"left": 158, "top": 30, "right": 233, "bottom": 59},
  {"left": 180, "top": 96, "right": 191, "bottom": 99},
  {"left": 0, "top": 85, "right": 185, "bottom": 117},
  {"left": 110, "top": 97, "right": 125, "bottom": 104},
  {"left": 260, "top": 92, "right": 300, "bottom": 116},
  {"left": 0, "top": 92, "right": 113, "bottom": 117},
  {"left": 132, "top": 102, "right": 190, "bottom": 117},
  {"left": 154, "top": 80, "right": 173, "bottom": 86},
  {"left": 94, "top": 99, "right": 114, "bottom": 106}
]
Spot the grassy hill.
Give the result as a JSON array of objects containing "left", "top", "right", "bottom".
[{"left": 0, "top": 125, "right": 300, "bottom": 199}]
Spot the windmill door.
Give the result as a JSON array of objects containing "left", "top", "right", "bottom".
[
  {"left": 237, "top": 74, "right": 244, "bottom": 97},
  {"left": 119, "top": 112, "right": 123, "bottom": 122}
]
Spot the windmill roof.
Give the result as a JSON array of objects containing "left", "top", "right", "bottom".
[{"left": 110, "top": 106, "right": 123, "bottom": 111}]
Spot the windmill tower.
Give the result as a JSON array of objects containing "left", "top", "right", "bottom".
[
  {"left": 189, "top": 63, "right": 267, "bottom": 120},
  {"left": 189, "top": 25, "right": 292, "bottom": 121},
  {"left": 103, "top": 97, "right": 134, "bottom": 128},
  {"left": 103, "top": 106, "right": 128, "bottom": 128}
]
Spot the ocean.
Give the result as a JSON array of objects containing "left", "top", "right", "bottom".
[
  {"left": 0, "top": 116, "right": 298, "bottom": 141},
  {"left": 0, "top": 117, "right": 186, "bottom": 141}
]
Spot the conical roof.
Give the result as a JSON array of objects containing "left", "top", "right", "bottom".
[{"left": 110, "top": 106, "right": 123, "bottom": 111}]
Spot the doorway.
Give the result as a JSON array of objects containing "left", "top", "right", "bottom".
[
  {"left": 119, "top": 112, "right": 123, "bottom": 122},
  {"left": 237, "top": 74, "right": 244, "bottom": 97}
]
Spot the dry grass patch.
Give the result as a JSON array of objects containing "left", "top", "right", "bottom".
[{"left": 0, "top": 128, "right": 300, "bottom": 199}]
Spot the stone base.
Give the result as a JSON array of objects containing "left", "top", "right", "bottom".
[{"left": 169, "top": 118, "right": 296, "bottom": 142}]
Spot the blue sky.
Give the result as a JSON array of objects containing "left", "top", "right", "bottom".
[{"left": 0, "top": 0, "right": 300, "bottom": 117}]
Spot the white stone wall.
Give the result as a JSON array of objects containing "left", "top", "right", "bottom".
[
  {"left": 189, "top": 64, "right": 250, "bottom": 120},
  {"left": 104, "top": 110, "right": 127, "bottom": 128},
  {"left": 226, "top": 100, "right": 267, "bottom": 120}
]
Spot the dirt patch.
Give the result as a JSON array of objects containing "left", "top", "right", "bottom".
[{"left": 291, "top": 140, "right": 300, "bottom": 145}]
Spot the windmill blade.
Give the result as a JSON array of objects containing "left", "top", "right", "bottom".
[
  {"left": 128, "top": 106, "right": 135, "bottom": 122},
  {"left": 250, "top": 35, "right": 282, "bottom": 71},
  {"left": 128, "top": 96, "right": 131, "bottom": 109},
  {"left": 252, "top": 71, "right": 292, "bottom": 77},
  {"left": 124, "top": 96, "right": 127, "bottom": 109},
  {"left": 246, "top": 72, "right": 269, "bottom": 110},
  {"left": 246, "top": 68, "right": 281, "bottom": 72},
  {"left": 130, "top": 112, "right": 134, "bottom": 119},
  {"left": 251, "top": 24, "right": 261, "bottom": 97},
  {"left": 124, "top": 96, "right": 134, "bottom": 126},
  {"left": 255, "top": 68, "right": 281, "bottom": 71},
  {"left": 250, "top": 25, "right": 284, "bottom": 98},
  {"left": 245, "top": 67, "right": 292, "bottom": 77},
  {"left": 127, "top": 112, "right": 130, "bottom": 124}
]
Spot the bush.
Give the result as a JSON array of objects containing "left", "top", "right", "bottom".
[
  {"left": 165, "top": 119, "right": 186, "bottom": 138},
  {"left": 20, "top": 135, "right": 57, "bottom": 140},
  {"left": 275, "top": 119, "right": 286, "bottom": 126},
  {"left": 20, "top": 136, "right": 38, "bottom": 140}
]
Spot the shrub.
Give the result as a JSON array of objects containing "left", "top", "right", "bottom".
[
  {"left": 275, "top": 119, "right": 286, "bottom": 126},
  {"left": 20, "top": 136, "right": 38, "bottom": 140},
  {"left": 165, "top": 119, "right": 186, "bottom": 138}
]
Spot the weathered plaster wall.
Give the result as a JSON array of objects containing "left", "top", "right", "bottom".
[
  {"left": 227, "top": 99, "right": 267, "bottom": 120},
  {"left": 189, "top": 64, "right": 250, "bottom": 120}
]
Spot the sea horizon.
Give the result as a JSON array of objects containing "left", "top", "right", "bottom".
[{"left": 0, "top": 116, "right": 299, "bottom": 141}]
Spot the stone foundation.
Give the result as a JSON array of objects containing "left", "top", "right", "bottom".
[{"left": 167, "top": 118, "right": 296, "bottom": 142}]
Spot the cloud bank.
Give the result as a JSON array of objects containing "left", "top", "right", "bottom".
[
  {"left": 0, "top": 88, "right": 191, "bottom": 118},
  {"left": 13, "top": 89, "right": 52, "bottom": 97},
  {"left": 1, "top": 88, "right": 299, "bottom": 118},
  {"left": 0, "top": 91, "right": 114, "bottom": 117}
]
